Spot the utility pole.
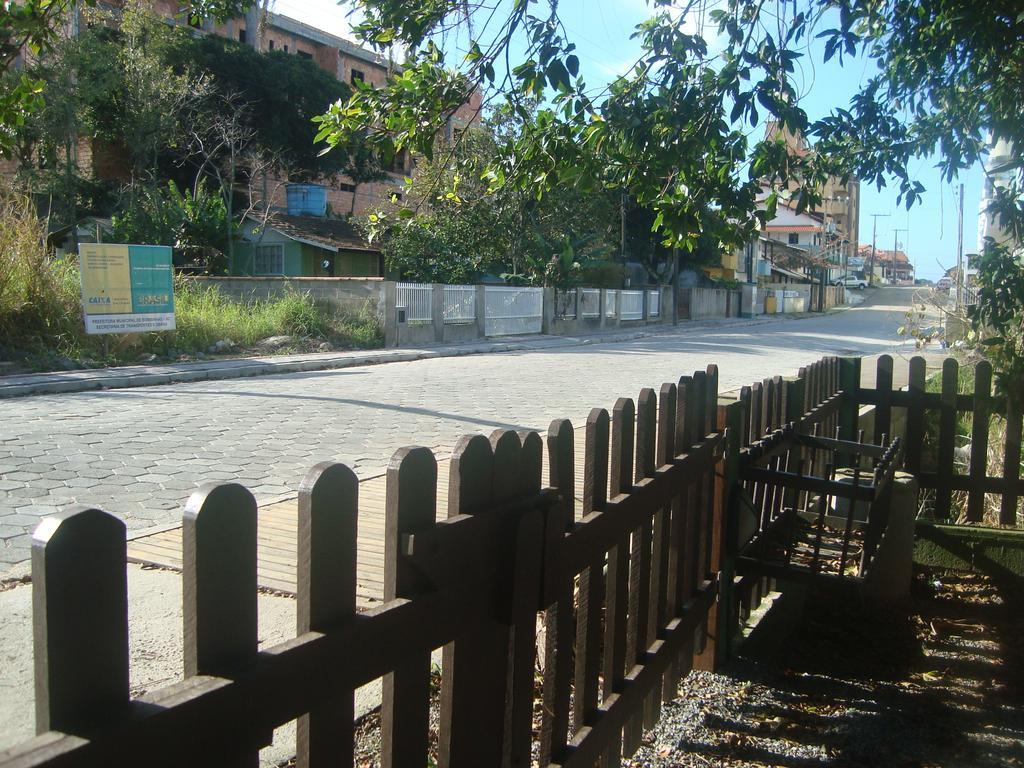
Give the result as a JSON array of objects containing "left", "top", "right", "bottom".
[
  {"left": 869, "top": 213, "right": 890, "bottom": 286},
  {"left": 620, "top": 191, "right": 627, "bottom": 287},
  {"left": 892, "top": 227, "right": 908, "bottom": 285},
  {"left": 956, "top": 182, "right": 965, "bottom": 310}
]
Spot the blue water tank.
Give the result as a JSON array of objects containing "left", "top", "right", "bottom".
[{"left": 285, "top": 183, "right": 328, "bottom": 217}]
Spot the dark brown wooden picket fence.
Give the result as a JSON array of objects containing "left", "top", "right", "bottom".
[
  {"left": 729, "top": 353, "right": 1023, "bottom": 628},
  {"left": 4, "top": 363, "right": 755, "bottom": 768},
  {"left": 8, "top": 353, "right": 1006, "bottom": 768},
  {"left": 847, "top": 355, "right": 1022, "bottom": 526}
]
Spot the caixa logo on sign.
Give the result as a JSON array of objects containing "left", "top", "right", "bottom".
[{"left": 88, "top": 296, "right": 112, "bottom": 305}]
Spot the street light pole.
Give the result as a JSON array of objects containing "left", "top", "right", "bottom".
[
  {"left": 869, "top": 213, "right": 890, "bottom": 286},
  {"left": 892, "top": 227, "right": 908, "bottom": 285}
]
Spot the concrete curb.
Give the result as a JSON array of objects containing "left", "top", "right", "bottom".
[{"left": 0, "top": 310, "right": 837, "bottom": 399}]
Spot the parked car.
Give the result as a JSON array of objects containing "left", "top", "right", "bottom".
[{"left": 833, "top": 275, "right": 868, "bottom": 289}]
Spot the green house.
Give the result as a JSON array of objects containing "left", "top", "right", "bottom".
[{"left": 233, "top": 213, "right": 383, "bottom": 277}]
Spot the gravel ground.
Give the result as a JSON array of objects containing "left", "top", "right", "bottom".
[
  {"left": 337, "top": 569, "right": 1020, "bottom": 767},
  {"left": 283, "top": 568, "right": 1022, "bottom": 767},
  {"left": 627, "top": 570, "right": 1024, "bottom": 767}
]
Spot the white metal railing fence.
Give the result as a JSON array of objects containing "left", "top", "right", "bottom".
[
  {"left": 648, "top": 289, "right": 660, "bottom": 318},
  {"left": 396, "top": 282, "right": 432, "bottom": 323},
  {"left": 443, "top": 285, "right": 476, "bottom": 323},
  {"left": 483, "top": 286, "right": 544, "bottom": 336},
  {"left": 605, "top": 290, "right": 618, "bottom": 318},
  {"left": 581, "top": 288, "right": 601, "bottom": 318},
  {"left": 620, "top": 290, "right": 644, "bottom": 320}
]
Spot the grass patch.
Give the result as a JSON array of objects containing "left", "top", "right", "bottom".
[
  {"left": 135, "top": 278, "right": 383, "bottom": 359},
  {"left": 0, "top": 190, "right": 382, "bottom": 371}
]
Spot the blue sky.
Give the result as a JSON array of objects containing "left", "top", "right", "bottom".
[{"left": 280, "top": 0, "right": 982, "bottom": 281}]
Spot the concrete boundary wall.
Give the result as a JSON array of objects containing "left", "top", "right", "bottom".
[
  {"left": 189, "top": 276, "right": 385, "bottom": 318},
  {"left": 189, "top": 277, "right": 676, "bottom": 348},
  {"left": 683, "top": 288, "right": 741, "bottom": 319},
  {"left": 385, "top": 284, "right": 675, "bottom": 348}
]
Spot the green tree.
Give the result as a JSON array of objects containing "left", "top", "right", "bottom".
[
  {"left": 111, "top": 179, "right": 229, "bottom": 271},
  {"left": 0, "top": 0, "right": 252, "bottom": 157},
  {"left": 367, "top": 104, "right": 616, "bottom": 284},
  {"left": 163, "top": 32, "right": 358, "bottom": 181},
  {"left": 101, "top": 3, "right": 203, "bottom": 183},
  {"left": 318, "top": 0, "right": 1024, "bottom": 403}
]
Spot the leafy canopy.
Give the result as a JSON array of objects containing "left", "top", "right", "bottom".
[
  {"left": 318, "top": 0, "right": 1024, "bottom": 399},
  {"left": 361, "top": 103, "right": 617, "bottom": 286},
  {"left": 0, "top": 0, "right": 253, "bottom": 157}
]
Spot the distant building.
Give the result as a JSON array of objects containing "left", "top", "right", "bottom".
[
  {"left": 234, "top": 212, "right": 383, "bottom": 277},
  {"left": 763, "top": 122, "right": 861, "bottom": 270},
  {"left": 4, "top": 1, "right": 481, "bottom": 220},
  {"left": 857, "top": 245, "right": 914, "bottom": 285},
  {"left": 977, "top": 135, "right": 1017, "bottom": 253}
]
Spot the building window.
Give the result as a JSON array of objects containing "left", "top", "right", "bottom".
[
  {"left": 788, "top": 233, "right": 799, "bottom": 245},
  {"left": 298, "top": 50, "right": 312, "bottom": 60},
  {"left": 238, "top": 28, "right": 247, "bottom": 44},
  {"left": 390, "top": 149, "right": 408, "bottom": 174},
  {"left": 351, "top": 68, "right": 365, "bottom": 85},
  {"left": 269, "top": 40, "right": 275, "bottom": 50},
  {"left": 254, "top": 244, "right": 284, "bottom": 275},
  {"left": 284, "top": 44, "right": 289, "bottom": 52}
]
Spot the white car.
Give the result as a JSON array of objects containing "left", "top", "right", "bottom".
[{"left": 833, "top": 275, "right": 868, "bottom": 289}]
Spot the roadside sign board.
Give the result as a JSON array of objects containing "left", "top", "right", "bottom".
[{"left": 79, "top": 244, "right": 175, "bottom": 334}]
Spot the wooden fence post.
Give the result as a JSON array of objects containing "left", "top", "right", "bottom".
[
  {"left": 935, "top": 359, "right": 959, "bottom": 520},
  {"left": 1002, "top": 396, "right": 1022, "bottom": 526},
  {"left": 967, "top": 362, "right": 992, "bottom": 523},
  {"left": 838, "top": 357, "right": 861, "bottom": 465},
  {"left": 698, "top": 399, "right": 742, "bottom": 670},
  {"left": 574, "top": 408, "right": 609, "bottom": 736},
  {"left": 183, "top": 482, "right": 261, "bottom": 767},
  {"left": 624, "top": 388, "right": 656, "bottom": 754},
  {"left": 664, "top": 376, "right": 695, "bottom": 701},
  {"left": 382, "top": 447, "right": 436, "bottom": 768},
  {"left": 873, "top": 355, "right": 894, "bottom": 446},
  {"left": 296, "top": 463, "right": 359, "bottom": 768},
  {"left": 784, "top": 375, "right": 806, "bottom": 510},
  {"left": 438, "top": 433, "right": 507, "bottom": 768},
  {"left": 649, "top": 382, "right": 676, "bottom": 713},
  {"left": 539, "top": 420, "right": 575, "bottom": 765},
  {"left": 603, "top": 397, "right": 635, "bottom": 768},
  {"left": 510, "top": 430, "right": 545, "bottom": 768},
  {"left": 905, "top": 356, "right": 927, "bottom": 476},
  {"left": 32, "top": 508, "right": 129, "bottom": 736}
]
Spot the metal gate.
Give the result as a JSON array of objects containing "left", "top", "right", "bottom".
[{"left": 483, "top": 286, "right": 543, "bottom": 336}]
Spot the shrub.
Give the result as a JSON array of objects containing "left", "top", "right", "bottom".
[{"left": 0, "top": 191, "right": 83, "bottom": 357}]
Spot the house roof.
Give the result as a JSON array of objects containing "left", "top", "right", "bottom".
[
  {"left": 858, "top": 245, "right": 911, "bottom": 266},
  {"left": 770, "top": 264, "right": 811, "bottom": 282},
  {"left": 764, "top": 225, "right": 821, "bottom": 233},
  {"left": 250, "top": 213, "right": 381, "bottom": 254}
]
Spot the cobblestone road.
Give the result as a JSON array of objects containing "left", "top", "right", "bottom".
[{"left": 0, "top": 288, "right": 921, "bottom": 566}]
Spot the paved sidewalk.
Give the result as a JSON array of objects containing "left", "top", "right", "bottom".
[{"left": 0, "top": 313, "right": 831, "bottom": 399}]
